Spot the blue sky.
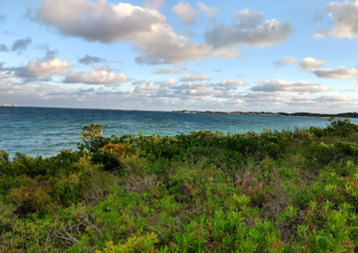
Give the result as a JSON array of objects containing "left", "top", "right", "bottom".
[{"left": 0, "top": 0, "right": 357, "bottom": 112}]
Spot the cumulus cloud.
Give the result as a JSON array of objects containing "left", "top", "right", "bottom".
[
  {"left": 181, "top": 88, "right": 222, "bottom": 97},
  {"left": 312, "top": 66, "right": 357, "bottom": 79},
  {"left": 219, "top": 80, "right": 245, "bottom": 87},
  {"left": 316, "top": 1, "right": 358, "bottom": 39},
  {"left": 180, "top": 73, "right": 211, "bottom": 82},
  {"left": 158, "top": 78, "right": 176, "bottom": 87},
  {"left": 35, "top": 0, "right": 235, "bottom": 65},
  {"left": 11, "top": 37, "right": 32, "bottom": 52},
  {"left": 174, "top": 82, "right": 222, "bottom": 97},
  {"left": 79, "top": 55, "right": 105, "bottom": 65},
  {"left": 154, "top": 67, "right": 187, "bottom": 74},
  {"left": 300, "top": 57, "right": 325, "bottom": 71},
  {"left": 0, "top": 71, "right": 14, "bottom": 80},
  {"left": 64, "top": 68, "right": 128, "bottom": 86},
  {"left": 18, "top": 58, "right": 70, "bottom": 77},
  {"left": 314, "top": 95, "right": 358, "bottom": 108},
  {"left": 131, "top": 82, "right": 159, "bottom": 94},
  {"left": 172, "top": 1, "right": 200, "bottom": 25},
  {"left": 205, "top": 8, "right": 292, "bottom": 48},
  {"left": 0, "top": 78, "right": 133, "bottom": 108},
  {"left": 250, "top": 79, "right": 330, "bottom": 94},
  {"left": 274, "top": 57, "right": 298, "bottom": 67},
  {"left": 198, "top": 2, "right": 219, "bottom": 17}
]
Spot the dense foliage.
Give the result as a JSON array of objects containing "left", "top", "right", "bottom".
[{"left": 1, "top": 119, "right": 358, "bottom": 252}]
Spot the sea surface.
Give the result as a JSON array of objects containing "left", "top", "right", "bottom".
[{"left": 1, "top": 107, "right": 358, "bottom": 158}]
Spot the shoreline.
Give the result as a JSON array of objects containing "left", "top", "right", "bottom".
[
  {"left": 2, "top": 105, "right": 358, "bottom": 119},
  {"left": 172, "top": 110, "right": 358, "bottom": 119}
]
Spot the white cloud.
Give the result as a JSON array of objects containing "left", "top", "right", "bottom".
[
  {"left": 0, "top": 71, "right": 14, "bottom": 80},
  {"left": 205, "top": 8, "right": 292, "bottom": 48},
  {"left": 313, "top": 95, "right": 358, "bottom": 109},
  {"left": 1, "top": 76, "right": 357, "bottom": 112},
  {"left": 131, "top": 82, "right": 159, "bottom": 94},
  {"left": 316, "top": 1, "right": 358, "bottom": 39},
  {"left": 274, "top": 57, "right": 298, "bottom": 67},
  {"left": 176, "top": 82, "right": 222, "bottom": 97},
  {"left": 181, "top": 89, "right": 221, "bottom": 97},
  {"left": 154, "top": 67, "right": 187, "bottom": 74},
  {"left": 312, "top": 66, "right": 357, "bottom": 79},
  {"left": 300, "top": 57, "right": 325, "bottom": 71},
  {"left": 180, "top": 73, "right": 211, "bottom": 82},
  {"left": 64, "top": 68, "right": 128, "bottom": 86},
  {"left": 251, "top": 79, "right": 330, "bottom": 94},
  {"left": 172, "top": 1, "right": 200, "bottom": 25},
  {"left": 219, "top": 80, "right": 245, "bottom": 87},
  {"left": 36, "top": 0, "right": 237, "bottom": 65},
  {"left": 159, "top": 78, "right": 176, "bottom": 87},
  {"left": 198, "top": 2, "right": 219, "bottom": 17},
  {"left": 18, "top": 58, "right": 70, "bottom": 77}
]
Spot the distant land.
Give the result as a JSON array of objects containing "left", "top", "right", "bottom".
[
  {"left": 173, "top": 110, "right": 358, "bottom": 118},
  {"left": 0, "top": 104, "right": 17, "bottom": 107}
]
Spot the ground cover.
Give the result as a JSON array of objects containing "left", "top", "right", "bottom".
[{"left": 1, "top": 119, "right": 358, "bottom": 252}]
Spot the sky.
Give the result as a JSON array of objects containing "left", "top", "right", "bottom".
[{"left": 0, "top": 0, "right": 358, "bottom": 113}]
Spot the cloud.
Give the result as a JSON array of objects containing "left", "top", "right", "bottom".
[
  {"left": 11, "top": 37, "right": 32, "bottom": 52},
  {"left": 0, "top": 44, "right": 7, "bottom": 51},
  {"left": 79, "top": 55, "right": 105, "bottom": 65},
  {"left": 198, "top": 2, "right": 219, "bottom": 17},
  {"left": 35, "top": 0, "right": 237, "bottom": 65},
  {"left": 312, "top": 66, "right": 357, "bottom": 79},
  {"left": 172, "top": 1, "right": 200, "bottom": 25},
  {"left": 154, "top": 67, "right": 187, "bottom": 74},
  {"left": 250, "top": 79, "right": 330, "bottom": 94},
  {"left": 38, "top": 46, "right": 58, "bottom": 60},
  {"left": 219, "top": 80, "right": 245, "bottom": 87},
  {"left": 300, "top": 57, "right": 325, "bottom": 71},
  {"left": 131, "top": 82, "right": 159, "bottom": 94},
  {"left": 158, "top": 78, "right": 176, "bottom": 87},
  {"left": 180, "top": 73, "right": 211, "bottom": 82},
  {"left": 64, "top": 68, "right": 128, "bottom": 86},
  {"left": 314, "top": 95, "right": 358, "bottom": 107},
  {"left": 316, "top": 1, "right": 358, "bottom": 39},
  {"left": 274, "top": 57, "right": 298, "bottom": 67},
  {"left": 181, "top": 88, "right": 222, "bottom": 97},
  {"left": 0, "top": 71, "right": 14, "bottom": 80},
  {"left": 143, "top": 0, "right": 164, "bottom": 10},
  {"left": 205, "top": 8, "right": 292, "bottom": 48},
  {"left": 173, "top": 82, "right": 222, "bottom": 97},
  {"left": 18, "top": 58, "right": 70, "bottom": 77},
  {"left": 0, "top": 38, "right": 33, "bottom": 52}
]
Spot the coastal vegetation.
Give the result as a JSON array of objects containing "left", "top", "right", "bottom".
[
  {"left": 173, "top": 110, "right": 358, "bottom": 118},
  {"left": 1, "top": 119, "right": 358, "bottom": 252}
]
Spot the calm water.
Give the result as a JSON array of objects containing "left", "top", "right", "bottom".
[{"left": 1, "top": 107, "right": 357, "bottom": 158}]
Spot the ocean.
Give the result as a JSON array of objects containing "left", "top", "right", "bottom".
[{"left": 1, "top": 107, "right": 357, "bottom": 158}]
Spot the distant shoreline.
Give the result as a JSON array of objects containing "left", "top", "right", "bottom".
[
  {"left": 1, "top": 106, "right": 357, "bottom": 119},
  {"left": 172, "top": 110, "right": 358, "bottom": 119}
]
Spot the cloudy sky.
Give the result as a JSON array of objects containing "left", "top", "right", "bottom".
[{"left": 0, "top": 0, "right": 358, "bottom": 112}]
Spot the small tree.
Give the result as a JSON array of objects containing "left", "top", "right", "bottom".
[{"left": 78, "top": 123, "right": 104, "bottom": 152}]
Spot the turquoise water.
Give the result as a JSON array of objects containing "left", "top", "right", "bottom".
[{"left": 1, "top": 107, "right": 357, "bottom": 158}]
